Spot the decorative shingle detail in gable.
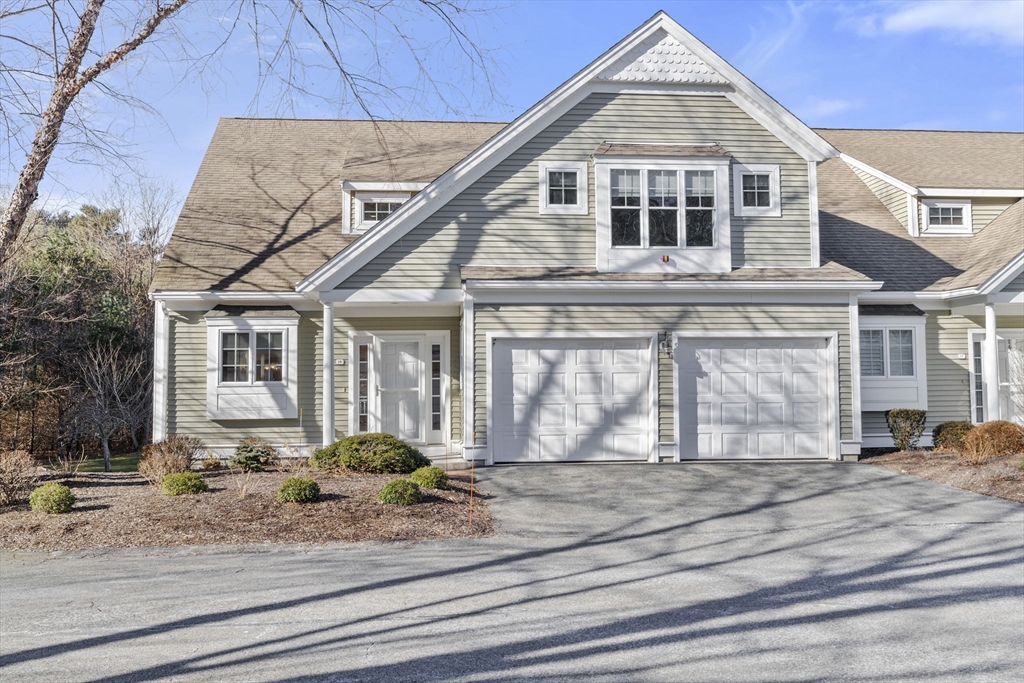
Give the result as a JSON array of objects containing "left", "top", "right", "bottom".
[{"left": 596, "top": 30, "right": 727, "bottom": 85}]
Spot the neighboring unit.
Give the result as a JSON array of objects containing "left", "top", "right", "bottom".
[{"left": 151, "top": 12, "right": 1024, "bottom": 462}]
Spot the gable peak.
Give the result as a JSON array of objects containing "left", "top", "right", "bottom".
[{"left": 596, "top": 28, "right": 727, "bottom": 85}]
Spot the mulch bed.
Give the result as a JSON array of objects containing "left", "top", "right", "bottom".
[
  {"left": 0, "top": 468, "right": 491, "bottom": 552},
  {"left": 862, "top": 449, "right": 1024, "bottom": 504}
]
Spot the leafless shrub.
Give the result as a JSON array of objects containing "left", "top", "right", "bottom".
[
  {"left": 229, "top": 467, "right": 258, "bottom": 500},
  {"left": 960, "top": 421, "right": 1024, "bottom": 465},
  {"left": 0, "top": 450, "right": 39, "bottom": 505},
  {"left": 138, "top": 435, "right": 205, "bottom": 485},
  {"left": 48, "top": 446, "right": 89, "bottom": 477}
]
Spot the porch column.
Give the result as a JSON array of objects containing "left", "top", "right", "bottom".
[
  {"left": 984, "top": 302, "right": 999, "bottom": 421},
  {"left": 152, "top": 299, "right": 169, "bottom": 442},
  {"left": 323, "top": 302, "right": 335, "bottom": 446}
]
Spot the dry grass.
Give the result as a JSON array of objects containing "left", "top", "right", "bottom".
[
  {"left": 0, "top": 469, "right": 491, "bottom": 552},
  {"left": 863, "top": 449, "right": 1024, "bottom": 504}
]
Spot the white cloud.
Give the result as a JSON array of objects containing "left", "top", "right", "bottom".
[
  {"left": 735, "top": 2, "right": 813, "bottom": 75},
  {"left": 798, "top": 97, "right": 862, "bottom": 119},
  {"left": 857, "top": 1, "right": 1024, "bottom": 46}
]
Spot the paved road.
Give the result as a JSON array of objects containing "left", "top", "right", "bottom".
[{"left": 1, "top": 462, "right": 1022, "bottom": 682}]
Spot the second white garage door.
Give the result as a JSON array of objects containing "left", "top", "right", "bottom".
[
  {"left": 491, "top": 338, "right": 653, "bottom": 462},
  {"left": 676, "top": 338, "right": 832, "bottom": 459}
]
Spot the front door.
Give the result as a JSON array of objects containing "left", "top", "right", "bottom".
[{"left": 376, "top": 338, "right": 423, "bottom": 443}]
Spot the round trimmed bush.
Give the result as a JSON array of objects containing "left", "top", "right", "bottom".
[
  {"left": 277, "top": 477, "right": 320, "bottom": 503},
  {"left": 377, "top": 479, "right": 422, "bottom": 505},
  {"left": 160, "top": 472, "right": 208, "bottom": 496},
  {"left": 230, "top": 437, "right": 279, "bottom": 472},
  {"left": 960, "top": 420, "right": 1024, "bottom": 463},
  {"left": 314, "top": 434, "right": 430, "bottom": 474},
  {"left": 29, "top": 482, "right": 76, "bottom": 513},
  {"left": 410, "top": 466, "right": 448, "bottom": 490},
  {"left": 932, "top": 421, "right": 975, "bottom": 452}
]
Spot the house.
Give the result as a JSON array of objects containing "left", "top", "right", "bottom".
[{"left": 150, "top": 12, "right": 1024, "bottom": 463}]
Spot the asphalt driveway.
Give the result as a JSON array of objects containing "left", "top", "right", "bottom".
[{"left": 1, "top": 462, "right": 1022, "bottom": 682}]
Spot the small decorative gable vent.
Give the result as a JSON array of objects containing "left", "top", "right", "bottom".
[{"left": 597, "top": 30, "right": 726, "bottom": 85}]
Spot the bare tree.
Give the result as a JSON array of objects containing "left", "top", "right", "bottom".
[
  {"left": 1008, "top": 339, "right": 1024, "bottom": 426},
  {"left": 76, "top": 341, "right": 148, "bottom": 471},
  {"left": 1, "top": 0, "right": 502, "bottom": 265}
]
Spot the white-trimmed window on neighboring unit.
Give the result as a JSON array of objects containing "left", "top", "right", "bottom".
[
  {"left": 205, "top": 310, "right": 299, "bottom": 420},
  {"left": 538, "top": 160, "right": 588, "bottom": 215},
  {"left": 859, "top": 316, "right": 927, "bottom": 411},
  {"left": 341, "top": 181, "right": 427, "bottom": 233},
  {"left": 595, "top": 155, "right": 732, "bottom": 273},
  {"left": 731, "top": 163, "right": 781, "bottom": 218},
  {"left": 922, "top": 199, "right": 972, "bottom": 236}
]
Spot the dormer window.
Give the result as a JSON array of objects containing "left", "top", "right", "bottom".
[
  {"left": 340, "top": 181, "right": 427, "bottom": 234},
  {"left": 731, "top": 163, "right": 781, "bottom": 217},
  {"left": 594, "top": 144, "right": 732, "bottom": 274},
  {"left": 538, "top": 160, "right": 588, "bottom": 215},
  {"left": 922, "top": 199, "right": 972, "bottom": 236}
]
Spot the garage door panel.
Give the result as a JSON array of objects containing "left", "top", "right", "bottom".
[
  {"left": 678, "top": 338, "right": 830, "bottom": 459},
  {"left": 493, "top": 338, "right": 651, "bottom": 462}
]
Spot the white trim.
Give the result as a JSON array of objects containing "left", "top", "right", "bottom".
[
  {"left": 462, "top": 290, "right": 476, "bottom": 451},
  {"left": 839, "top": 154, "right": 917, "bottom": 195},
  {"left": 295, "top": 12, "right": 837, "bottom": 293},
  {"left": 732, "top": 163, "right": 781, "bottom": 218},
  {"left": 979, "top": 254, "right": 1024, "bottom": 294},
  {"left": 808, "top": 161, "right": 821, "bottom": 267},
  {"left": 485, "top": 332, "right": 660, "bottom": 464},
  {"left": 595, "top": 158, "right": 732, "bottom": 273},
  {"left": 352, "top": 192, "right": 413, "bottom": 233},
  {"left": 906, "top": 193, "right": 920, "bottom": 237},
  {"left": 205, "top": 317, "right": 300, "bottom": 420},
  {"left": 921, "top": 198, "right": 973, "bottom": 236},
  {"left": 150, "top": 291, "right": 312, "bottom": 302},
  {"left": 347, "top": 334, "right": 375, "bottom": 437},
  {"left": 984, "top": 303, "right": 1000, "bottom": 421},
  {"left": 465, "top": 279, "right": 881, "bottom": 292},
  {"left": 672, "top": 330, "right": 841, "bottom": 460},
  {"left": 918, "top": 187, "right": 1024, "bottom": 198},
  {"left": 858, "top": 316, "right": 928, "bottom": 411},
  {"left": 323, "top": 302, "right": 335, "bottom": 445},
  {"left": 849, "top": 294, "right": 862, "bottom": 443},
  {"left": 538, "top": 160, "right": 589, "bottom": 215},
  {"left": 322, "top": 289, "right": 464, "bottom": 303},
  {"left": 342, "top": 181, "right": 428, "bottom": 192},
  {"left": 152, "top": 300, "right": 169, "bottom": 442},
  {"left": 968, "top": 329, "right": 985, "bottom": 424}
]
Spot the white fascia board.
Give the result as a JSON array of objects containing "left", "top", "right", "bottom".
[
  {"left": 321, "top": 288, "right": 464, "bottom": 303},
  {"left": 150, "top": 290, "right": 311, "bottom": 302},
  {"left": 341, "top": 181, "right": 428, "bottom": 192},
  {"left": 840, "top": 154, "right": 918, "bottom": 195},
  {"left": 295, "top": 11, "right": 838, "bottom": 294},
  {"left": 918, "top": 187, "right": 1024, "bottom": 198},
  {"left": 465, "top": 279, "right": 882, "bottom": 292},
  {"left": 978, "top": 252, "right": 1024, "bottom": 295}
]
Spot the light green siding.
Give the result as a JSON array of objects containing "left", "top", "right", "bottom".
[
  {"left": 473, "top": 304, "right": 852, "bottom": 445},
  {"left": 332, "top": 316, "right": 461, "bottom": 443},
  {"left": 917, "top": 197, "right": 1017, "bottom": 235},
  {"left": 341, "top": 92, "right": 813, "bottom": 289},
  {"left": 1001, "top": 271, "right": 1024, "bottom": 293},
  {"left": 861, "top": 411, "right": 889, "bottom": 436},
  {"left": 849, "top": 165, "right": 908, "bottom": 229},
  {"left": 167, "top": 311, "right": 324, "bottom": 447}
]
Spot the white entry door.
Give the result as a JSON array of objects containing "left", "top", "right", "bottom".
[
  {"left": 377, "top": 338, "right": 422, "bottom": 443},
  {"left": 676, "top": 338, "right": 832, "bottom": 459},
  {"left": 492, "top": 338, "right": 652, "bottom": 462}
]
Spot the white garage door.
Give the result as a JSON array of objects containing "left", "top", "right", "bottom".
[
  {"left": 676, "top": 338, "right": 831, "bottom": 459},
  {"left": 492, "top": 338, "right": 652, "bottom": 462}
]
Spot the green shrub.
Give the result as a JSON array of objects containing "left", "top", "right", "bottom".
[
  {"left": 160, "top": 472, "right": 208, "bottom": 496},
  {"left": 885, "top": 409, "right": 927, "bottom": 451},
  {"left": 314, "top": 433, "right": 430, "bottom": 474},
  {"left": 410, "top": 466, "right": 448, "bottom": 490},
  {"left": 377, "top": 479, "right": 422, "bottom": 505},
  {"left": 229, "top": 437, "right": 279, "bottom": 472},
  {"left": 277, "top": 477, "right": 320, "bottom": 503},
  {"left": 138, "top": 435, "right": 206, "bottom": 485},
  {"left": 932, "top": 421, "right": 975, "bottom": 452},
  {"left": 29, "top": 482, "right": 76, "bottom": 513}
]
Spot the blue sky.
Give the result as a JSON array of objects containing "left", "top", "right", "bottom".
[{"left": 23, "top": 0, "right": 1024, "bottom": 211}]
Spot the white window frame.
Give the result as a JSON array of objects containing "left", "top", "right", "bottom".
[
  {"left": 339, "top": 181, "right": 426, "bottom": 234},
  {"left": 731, "top": 163, "right": 781, "bottom": 218},
  {"left": 968, "top": 328, "right": 1024, "bottom": 424},
  {"left": 921, "top": 198, "right": 972, "bottom": 236},
  {"left": 594, "top": 156, "right": 732, "bottom": 274},
  {"left": 538, "top": 160, "right": 588, "bottom": 215},
  {"left": 353, "top": 192, "right": 410, "bottom": 232},
  {"left": 859, "top": 316, "right": 927, "bottom": 411},
  {"left": 206, "top": 316, "right": 299, "bottom": 419}
]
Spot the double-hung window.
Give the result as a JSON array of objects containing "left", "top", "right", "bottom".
[
  {"left": 610, "top": 169, "right": 715, "bottom": 248},
  {"left": 860, "top": 328, "right": 915, "bottom": 377}
]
